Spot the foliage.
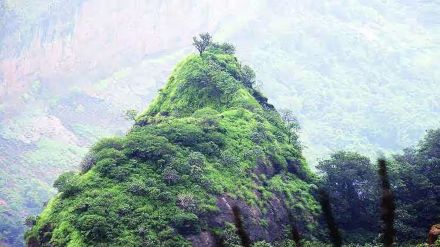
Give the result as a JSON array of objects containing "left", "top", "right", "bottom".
[
  {"left": 193, "top": 33, "right": 212, "bottom": 55},
  {"left": 241, "top": 65, "right": 256, "bottom": 88},
  {"left": 79, "top": 152, "right": 96, "bottom": 173},
  {"left": 390, "top": 128, "right": 440, "bottom": 243},
  {"left": 124, "top": 109, "right": 139, "bottom": 121},
  {"left": 2, "top": 2, "right": 439, "bottom": 245},
  {"left": 208, "top": 42, "right": 236, "bottom": 55},
  {"left": 170, "top": 213, "right": 200, "bottom": 235},
  {"left": 25, "top": 42, "right": 317, "bottom": 246},
  {"left": 317, "top": 151, "right": 379, "bottom": 242},
  {"left": 280, "top": 109, "right": 301, "bottom": 147},
  {"left": 317, "top": 129, "right": 440, "bottom": 245},
  {"left": 53, "top": 171, "right": 81, "bottom": 198}
]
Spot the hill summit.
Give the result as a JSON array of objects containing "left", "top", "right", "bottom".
[{"left": 26, "top": 39, "right": 320, "bottom": 246}]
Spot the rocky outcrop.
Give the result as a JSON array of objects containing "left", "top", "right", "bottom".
[{"left": 428, "top": 224, "right": 440, "bottom": 247}]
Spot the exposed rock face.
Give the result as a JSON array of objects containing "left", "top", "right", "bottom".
[
  {"left": 211, "top": 195, "right": 289, "bottom": 242},
  {"left": 428, "top": 224, "right": 440, "bottom": 247}
]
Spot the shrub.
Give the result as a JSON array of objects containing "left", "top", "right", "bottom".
[
  {"left": 171, "top": 213, "right": 200, "bottom": 235},
  {"left": 177, "top": 193, "right": 198, "bottom": 212},
  {"left": 95, "top": 158, "right": 125, "bottom": 180},
  {"left": 251, "top": 130, "right": 266, "bottom": 144},
  {"left": 124, "top": 109, "right": 138, "bottom": 121},
  {"left": 127, "top": 180, "right": 148, "bottom": 196},
  {"left": 208, "top": 42, "right": 236, "bottom": 55},
  {"left": 241, "top": 65, "right": 256, "bottom": 88},
  {"left": 158, "top": 191, "right": 174, "bottom": 203},
  {"left": 222, "top": 223, "right": 241, "bottom": 247},
  {"left": 253, "top": 241, "right": 273, "bottom": 247},
  {"left": 24, "top": 216, "right": 37, "bottom": 228},
  {"left": 80, "top": 152, "right": 97, "bottom": 173},
  {"left": 196, "top": 141, "right": 220, "bottom": 156},
  {"left": 160, "top": 122, "right": 213, "bottom": 148},
  {"left": 187, "top": 152, "right": 206, "bottom": 177},
  {"left": 124, "top": 133, "right": 175, "bottom": 163},
  {"left": 92, "top": 137, "right": 124, "bottom": 153},
  {"left": 220, "top": 150, "right": 240, "bottom": 167},
  {"left": 53, "top": 171, "right": 81, "bottom": 198},
  {"left": 76, "top": 214, "right": 114, "bottom": 242},
  {"left": 163, "top": 167, "right": 180, "bottom": 185}
]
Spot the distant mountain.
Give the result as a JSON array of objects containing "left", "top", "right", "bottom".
[{"left": 1, "top": 0, "right": 439, "bottom": 245}]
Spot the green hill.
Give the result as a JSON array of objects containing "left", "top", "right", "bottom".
[{"left": 25, "top": 43, "right": 320, "bottom": 246}]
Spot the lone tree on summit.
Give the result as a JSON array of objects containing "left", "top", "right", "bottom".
[{"left": 193, "top": 33, "right": 212, "bottom": 55}]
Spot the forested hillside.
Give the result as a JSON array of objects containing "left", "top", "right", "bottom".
[
  {"left": 25, "top": 40, "right": 321, "bottom": 247},
  {"left": 1, "top": 0, "right": 439, "bottom": 246},
  {"left": 318, "top": 128, "right": 440, "bottom": 245}
]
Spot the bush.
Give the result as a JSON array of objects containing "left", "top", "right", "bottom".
[
  {"left": 124, "top": 133, "right": 175, "bottom": 164},
  {"left": 222, "top": 223, "right": 240, "bottom": 247},
  {"left": 195, "top": 141, "right": 220, "bottom": 156},
  {"left": 53, "top": 171, "right": 81, "bottom": 198},
  {"left": 171, "top": 213, "right": 200, "bottom": 235},
  {"left": 80, "top": 152, "right": 97, "bottom": 173},
  {"left": 177, "top": 193, "right": 198, "bottom": 212},
  {"left": 207, "top": 42, "right": 236, "bottom": 55},
  {"left": 92, "top": 137, "right": 124, "bottom": 153},
  {"left": 163, "top": 167, "right": 180, "bottom": 185},
  {"left": 241, "top": 65, "right": 256, "bottom": 88},
  {"left": 95, "top": 158, "right": 127, "bottom": 180},
  {"left": 220, "top": 150, "right": 240, "bottom": 167},
  {"left": 187, "top": 152, "right": 206, "bottom": 177},
  {"left": 76, "top": 214, "right": 114, "bottom": 242},
  {"left": 253, "top": 241, "right": 273, "bottom": 247},
  {"left": 127, "top": 180, "right": 148, "bottom": 196},
  {"left": 24, "top": 216, "right": 37, "bottom": 228}
]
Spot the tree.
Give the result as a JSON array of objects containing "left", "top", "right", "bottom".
[
  {"left": 24, "top": 216, "right": 36, "bottom": 228},
  {"left": 187, "top": 151, "right": 205, "bottom": 177},
  {"left": 53, "top": 171, "right": 81, "bottom": 198},
  {"left": 390, "top": 128, "right": 440, "bottom": 242},
  {"left": 171, "top": 213, "right": 200, "bottom": 235},
  {"left": 193, "top": 33, "right": 212, "bottom": 55},
  {"left": 79, "top": 152, "right": 97, "bottom": 173},
  {"left": 317, "top": 151, "right": 379, "bottom": 243},
  {"left": 279, "top": 109, "right": 301, "bottom": 145},
  {"left": 124, "top": 109, "right": 138, "bottom": 121},
  {"left": 76, "top": 214, "right": 114, "bottom": 242},
  {"left": 163, "top": 167, "right": 180, "bottom": 185},
  {"left": 177, "top": 193, "right": 198, "bottom": 212},
  {"left": 241, "top": 65, "right": 256, "bottom": 88},
  {"left": 208, "top": 42, "right": 235, "bottom": 54}
]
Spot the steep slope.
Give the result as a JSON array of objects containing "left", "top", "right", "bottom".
[{"left": 25, "top": 46, "right": 320, "bottom": 246}]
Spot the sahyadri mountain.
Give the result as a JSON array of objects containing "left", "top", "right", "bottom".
[{"left": 25, "top": 41, "right": 321, "bottom": 246}]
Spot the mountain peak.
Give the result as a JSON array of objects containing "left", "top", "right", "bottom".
[
  {"left": 138, "top": 45, "right": 274, "bottom": 122},
  {"left": 25, "top": 39, "right": 318, "bottom": 247}
]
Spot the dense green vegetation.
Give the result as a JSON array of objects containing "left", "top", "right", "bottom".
[
  {"left": 20, "top": 36, "right": 440, "bottom": 246},
  {"left": 2, "top": 2, "right": 439, "bottom": 245},
  {"left": 25, "top": 42, "right": 322, "bottom": 246},
  {"left": 318, "top": 129, "right": 440, "bottom": 245}
]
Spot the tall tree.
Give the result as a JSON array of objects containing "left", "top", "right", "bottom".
[
  {"left": 192, "top": 33, "right": 212, "bottom": 55},
  {"left": 317, "top": 151, "right": 379, "bottom": 242},
  {"left": 391, "top": 128, "right": 440, "bottom": 242}
]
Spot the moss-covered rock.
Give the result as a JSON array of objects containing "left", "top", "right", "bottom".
[{"left": 25, "top": 43, "right": 320, "bottom": 246}]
